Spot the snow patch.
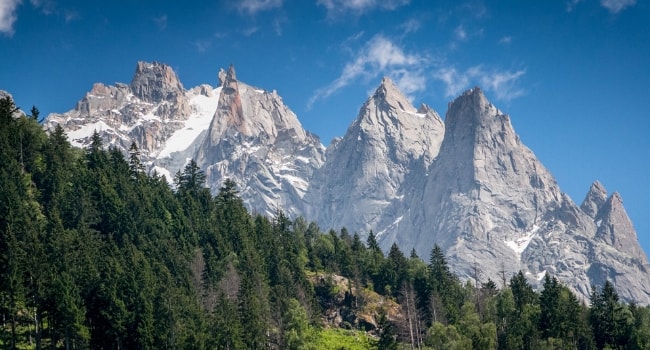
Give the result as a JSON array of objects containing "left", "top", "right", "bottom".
[
  {"left": 405, "top": 110, "right": 427, "bottom": 118},
  {"left": 67, "top": 121, "right": 114, "bottom": 147},
  {"left": 151, "top": 166, "right": 174, "bottom": 184},
  {"left": 157, "top": 87, "right": 221, "bottom": 158},
  {"left": 376, "top": 215, "right": 404, "bottom": 239},
  {"left": 504, "top": 224, "right": 540, "bottom": 260}
]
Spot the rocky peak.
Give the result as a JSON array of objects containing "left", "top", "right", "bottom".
[
  {"left": 391, "top": 86, "right": 570, "bottom": 290},
  {"left": 368, "top": 76, "right": 417, "bottom": 113},
  {"left": 217, "top": 68, "right": 227, "bottom": 86},
  {"left": 445, "top": 86, "right": 499, "bottom": 136},
  {"left": 595, "top": 192, "right": 647, "bottom": 261},
  {"left": 204, "top": 65, "right": 246, "bottom": 142},
  {"left": 130, "top": 61, "right": 185, "bottom": 104},
  {"left": 581, "top": 181, "right": 608, "bottom": 218},
  {"left": 307, "top": 77, "right": 444, "bottom": 238}
]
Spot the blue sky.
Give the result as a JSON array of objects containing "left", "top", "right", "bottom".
[{"left": 1, "top": 0, "right": 649, "bottom": 254}]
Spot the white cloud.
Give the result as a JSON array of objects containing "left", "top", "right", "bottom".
[
  {"left": 454, "top": 25, "right": 467, "bottom": 41},
  {"left": 434, "top": 65, "right": 526, "bottom": 101},
  {"left": 236, "top": 0, "right": 282, "bottom": 15},
  {"left": 64, "top": 9, "right": 78, "bottom": 22},
  {"left": 30, "top": 0, "right": 55, "bottom": 15},
  {"left": 566, "top": 0, "right": 582, "bottom": 12},
  {"left": 433, "top": 67, "right": 470, "bottom": 98},
  {"left": 399, "top": 18, "right": 421, "bottom": 34},
  {"left": 317, "top": 0, "right": 409, "bottom": 17},
  {"left": 392, "top": 69, "right": 427, "bottom": 96},
  {"left": 308, "top": 34, "right": 426, "bottom": 107},
  {"left": 600, "top": 0, "right": 636, "bottom": 13},
  {"left": 241, "top": 26, "right": 259, "bottom": 36},
  {"left": 498, "top": 36, "right": 512, "bottom": 45},
  {"left": 154, "top": 15, "right": 167, "bottom": 30},
  {"left": 0, "top": 0, "right": 20, "bottom": 36},
  {"left": 193, "top": 39, "right": 211, "bottom": 53}
]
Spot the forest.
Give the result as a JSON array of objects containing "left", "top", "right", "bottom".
[{"left": 1, "top": 95, "right": 650, "bottom": 349}]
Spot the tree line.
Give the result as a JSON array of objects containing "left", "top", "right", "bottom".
[{"left": 1, "top": 95, "right": 649, "bottom": 349}]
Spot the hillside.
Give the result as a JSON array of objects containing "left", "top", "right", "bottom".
[{"left": 2, "top": 94, "right": 650, "bottom": 349}]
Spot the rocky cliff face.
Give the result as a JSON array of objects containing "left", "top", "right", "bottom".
[
  {"left": 373, "top": 87, "right": 650, "bottom": 303},
  {"left": 305, "top": 77, "right": 444, "bottom": 235},
  {"left": 194, "top": 65, "right": 325, "bottom": 217},
  {"left": 45, "top": 62, "right": 650, "bottom": 304}
]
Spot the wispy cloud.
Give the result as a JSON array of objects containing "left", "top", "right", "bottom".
[
  {"left": 565, "top": 0, "right": 582, "bottom": 12},
  {"left": 153, "top": 15, "right": 167, "bottom": 30},
  {"left": 600, "top": 0, "right": 636, "bottom": 13},
  {"left": 241, "top": 26, "right": 259, "bottom": 36},
  {"left": 236, "top": 0, "right": 283, "bottom": 15},
  {"left": 317, "top": 0, "right": 409, "bottom": 17},
  {"left": 64, "top": 9, "right": 78, "bottom": 22},
  {"left": 434, "top": 65, "right": 526, "bottom": 101},
  {"left": 498, "top": 36, "right": 512, "bottom": 45},
  {"left": 193, "top": 39, "right": 211, "bottom": 53},
  {"left": 399, "top": 18, "right": 421, "bottom": 34},
  {"left": 308, "top": 34, "right": 426, "bottom": 108},
  {"left": 30, "top": 0, "right": 80, "bottom": 23},
  {"left": 30, "top": 0, "right": 55, "bottom": 15},
  {"left": 460, "top": 1, "right": 488, "bottom": 19},
  {"left": 0, "top": 0, "right": 21, "bottom": 36},
  {"left": 454, "top": 25, "right": 467, "bottom": 41}
]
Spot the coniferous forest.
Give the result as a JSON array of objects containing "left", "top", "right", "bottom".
[{"left": 2, "top": 95, "right": 650, "bottom": 350}]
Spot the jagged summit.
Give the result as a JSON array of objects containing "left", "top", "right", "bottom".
[
  {"left": 130, "top": 61, "right": 185, "bottom": 104},
  {"left": 194, "top": 65, "right": 324, "bottom": 217},
  {"left": 306, "top": 77, "right": 444, "bottom": 240},
  {"left": 581, "top": 181, "right": 608, "bottom": 218},
  {"left": 226, "top": 64, "right": 237, "bottom": 81},
  {"left": 595, "top": 192, "right": 646, "bottom": 260},
  {"left": 370, "top": 76, "right": 417, "bottom": 113}
]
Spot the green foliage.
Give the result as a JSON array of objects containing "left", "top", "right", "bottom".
[
  {"left": 312, "top": 328, "right": 375, "bottom": 350},
  {"left": 426, "top": 322, "right": 472, "bottom": 350},
  {"left": 1, "top": 94, "right": 649, "bottom": 349}
]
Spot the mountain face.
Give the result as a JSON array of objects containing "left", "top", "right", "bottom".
[
  {"left": 45, "top": 61, "right": 650, "bottom": 303},
  {"left": 305, "top": 77, "right": 444, "bottom": 236},
  {"left": 377, "top": 88, "right": 650, "bottom": 302},
  {"left": 46, "top": 62, "right": 324, "bottom": 218},
  {"left": 194, "top": 65, "right": 324, "bottom": 217}
]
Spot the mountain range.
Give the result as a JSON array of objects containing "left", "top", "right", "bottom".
[{"left": 44, "top": 61, "right": 650, "bottom": 304}]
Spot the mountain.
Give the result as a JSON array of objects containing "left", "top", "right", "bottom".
[
  {"left": 375, "top": 87, "right": 649, "bottom": 302},
  {"left": 194, "top": 65, "right": 324, "bottom": 217},
  {"left": 46, "top": 62, "right": 324, "bottom": 218},
  {"left": 45, "top": 61, "right": 217, "bottom": 163},
  {"left": 45, "top": 61, "right": 650, "bottom": 303},
  {"left": 305, "top": 77, "right": 444, "bottom": 236}
]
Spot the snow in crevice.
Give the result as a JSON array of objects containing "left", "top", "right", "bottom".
[
  {"left": 504, "top": 224, "right": 541, "bottom": 260},
  {"left": 525, "top": 270, "right": 547, "bottom": 281},
  {"left": 156, "top": 87, "right": 221, "bottom": 158},
  {"left": 67, "top": 121, "right": 114, "bottom": 148},
  {"left": 376, "top": 215, "right": 404, "bottom": 239},
  {"left": 404, "top": 110, "right": 427, "bottom": 118}
]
